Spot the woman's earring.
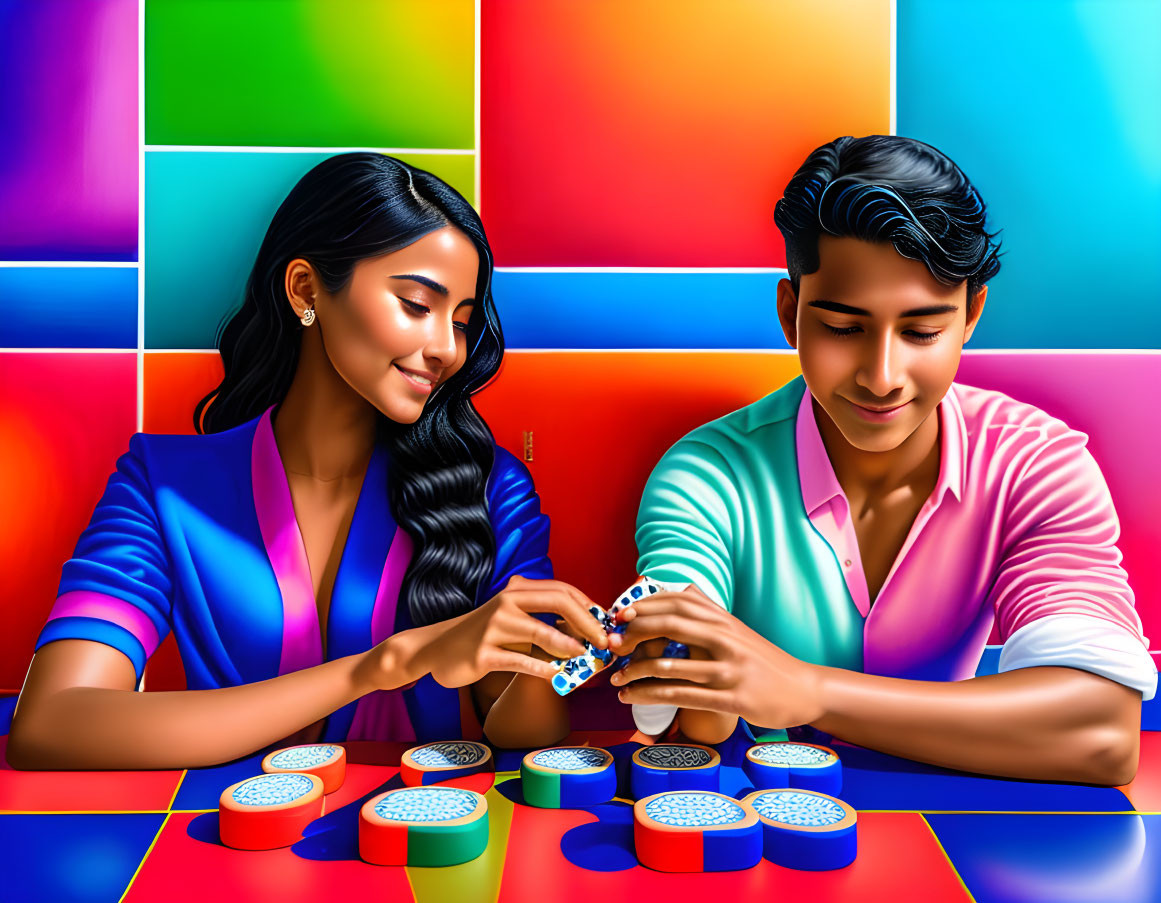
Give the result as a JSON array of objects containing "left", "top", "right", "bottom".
[{"left": 300, "top": 307, "right": 316, "bottom": 327}]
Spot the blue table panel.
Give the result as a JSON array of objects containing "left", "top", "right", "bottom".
[
  {"left": 0, "top": 813, "right": 163, "bottom": 903},
  {"left": 928, "top": 813, "right": 1161, "bottom": 903}
]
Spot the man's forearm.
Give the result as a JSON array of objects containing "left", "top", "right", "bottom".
[{"left": 812, "top": 665, "right": 1141, "bottom": 785}]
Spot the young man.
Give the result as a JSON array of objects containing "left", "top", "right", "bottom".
[{"left": 609, "top": 135, "right": 1154, "bottom": 786}]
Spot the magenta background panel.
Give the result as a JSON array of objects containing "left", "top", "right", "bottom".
[{"left": 957, "top": 353, "right": 1161, "bottom": 648}]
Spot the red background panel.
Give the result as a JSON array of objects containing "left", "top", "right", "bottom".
[
  {"left": 475, "top": 351, "right": 802, "bottom": 607},
  {"left": 482, "top": 0, "right": 889, "bottom": 266},
  {"left": 0, "top": 353, "right": 136, "bottom": 692}
]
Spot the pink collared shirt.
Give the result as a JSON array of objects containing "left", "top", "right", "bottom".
[{"left": 797, "top": 382, "right": 1156, "bottom": 697}]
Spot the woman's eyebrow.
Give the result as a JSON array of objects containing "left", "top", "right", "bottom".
[
  {"left": 808, "top": 299, "right": 958, "bottom": 317},
  {"left": 390, "top": 273, "right": 448, "bottom": 295}
]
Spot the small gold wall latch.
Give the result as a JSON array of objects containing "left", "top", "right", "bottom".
[{"left": 523, "top": 430, "right": 534, "bottom": 462}]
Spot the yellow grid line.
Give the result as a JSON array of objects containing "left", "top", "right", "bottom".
[
  {"left": 164, "top": 770, "right": 187, "bottom": 811},
  {"left": 117, "top": 810, "right": 171, "bottom": 903},
  {"left": 920, "top": 813, "right": 976, "bottom": 903}
]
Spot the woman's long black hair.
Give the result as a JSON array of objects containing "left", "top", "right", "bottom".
[{"left": 195, "top": 153, "right": 503, "bottom": 628}]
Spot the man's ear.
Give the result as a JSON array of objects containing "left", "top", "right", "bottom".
[
  {"left": 963, "top": 284, "right": 988, "bottom": 345},
  {"left": 776, "top": 278, "right": 799, "bottom": 350},
  {"left": 284, "top": 259, "right": 319, "bottom": 320}
]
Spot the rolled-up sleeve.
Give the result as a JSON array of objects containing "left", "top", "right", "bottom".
[
  {"left": 989, "top": 429, "right": 1155, "bottom": 697},
  {"left": 36, "top": 435, "right": 173, "bottom": 682}
]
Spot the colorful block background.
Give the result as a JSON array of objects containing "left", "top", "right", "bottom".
[{"left": 2, "top": 0, "right": 1158, "bottom": 716}]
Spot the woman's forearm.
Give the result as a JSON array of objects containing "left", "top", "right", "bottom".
[
  {"left": 8, "top": 639, "right": 406, "bottom": 770},
  {"left": 482, "top": 673, "right": 570, "bottom": 749},
  {"left": 677, "top": 708, "right": 738, "bottom": 745},
  {"left": 812, "top": 665, "right": 1141, "bottom": 785}
]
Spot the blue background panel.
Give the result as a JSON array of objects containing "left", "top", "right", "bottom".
[
  {"left": 899, "top": 0, "right": 1161, "bottom": 349},
  {"left": 2, "top": 267, "right": 137, "bottom": 348},
  {"left": 491, "top": 270, "right": 791, "bottom": 349},
  {"left": 927, "top": 813, "right": 1161, "bottom": 903},
  {"left": 0, "top": 813, "right": 163, "bottom": 903}
]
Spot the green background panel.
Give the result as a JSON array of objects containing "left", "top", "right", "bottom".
[
  {"left": 145, "top": 0, "right": 474, "bottom": 148},
  {"left": 145, "top": 151, "right": 475, "bottom": 349}
]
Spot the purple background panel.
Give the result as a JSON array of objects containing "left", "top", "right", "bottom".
[{"left": 0, "top": 0, "right": 138, "bottom": 261}]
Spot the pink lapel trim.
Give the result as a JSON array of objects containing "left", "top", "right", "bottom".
[
  {"left": 349, "top": 527, "right": 416, "bottom": 741},
  {"left": 252, "top": 407, "right": 323, "bottom": 675}
]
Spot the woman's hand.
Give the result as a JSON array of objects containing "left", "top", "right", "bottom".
[
  {"left": 358, "top": 576, "right": 609, "bottom": 691},
  {"left": 608, "top": 591, "right": 825, "bottom": 729}
]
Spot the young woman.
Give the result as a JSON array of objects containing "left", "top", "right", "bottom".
[
  {"left": 616, "top": 136, "right": 1154, "bottom": 785},
  {"left": 8, "top": 153, "right": 607, "bottom": 770}
]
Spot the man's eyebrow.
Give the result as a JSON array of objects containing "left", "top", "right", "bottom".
[
  {"left": 808, "top": 299, "right": 959, "bottom": 317},
  {"left": 390, "top": 274, "right": 448, "bottom": 295}
]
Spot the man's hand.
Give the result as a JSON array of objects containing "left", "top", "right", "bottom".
[{"left": 609, "top": 590, "right": 824, "bottom": 728}]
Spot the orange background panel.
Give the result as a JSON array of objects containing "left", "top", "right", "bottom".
[
  {"left": 0, "top": 353, "right": 136, "bottom": 691},
  {"left": 482, "top": 0, "right": 889, "bottom": 265},
  {"left": 143, "top": 352, "right": 224, "bottom": 435},
  {"left": 474, "top": 351, "right": 802, "bottom": 606},
  {"left": 141, "top": 352, "right": 222, "bottom": 690}
]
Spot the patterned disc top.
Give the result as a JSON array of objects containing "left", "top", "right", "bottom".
[
  {"left": 637, "top": 745, "right": 714, "bottom": 769},
  {"left": 749, "top": 743, "right": 835, "bottom": 766},
  {"left": 373, "top": 788, "right": 480, "bottom": 823},
  {"left": 644, "top": 792, "right": 746, "bottom": 827},
  {"left": 532, "top": 748, "right": 611, "bottom": 770},
  {"left": 751, "top": 791, "right": 848, "bottom": 827},
  {"left": 409, "top": 742, "right": 486, "bottom": 768},
  {"left": 231, "top": 773, "right": 315, "bottom": 807},
  {"left": 268, "top": 745, "right": 338, "bottom": 769}
]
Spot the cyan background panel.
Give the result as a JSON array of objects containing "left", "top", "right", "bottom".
[
  {"left": 145, "top": 151, "right": 475, "bottom": 349},
  {"left": 491, "top": 271, "right": 792, "bottom": 349},
  {"left": 898, "top": 0, "right": 1161, "bottom": 349},
  {"left": 2, "top": 267, "right": 137, "bottom": 348}
]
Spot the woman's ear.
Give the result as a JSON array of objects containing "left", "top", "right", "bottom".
[
  {"left": 284, "top": 259, "right": 318, "bottom": 321},
  {"left": 964, "top": 284, "right": 988, "bottom": 344},
  {"left": 776, "top": 278, "right": 800, "bottom": 350}
]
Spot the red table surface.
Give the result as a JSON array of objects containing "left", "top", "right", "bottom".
[{"left": 4, "top": 730, "right": 1160, "bottom": 902}]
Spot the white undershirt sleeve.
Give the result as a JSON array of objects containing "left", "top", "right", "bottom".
[
  {"left": 998, "top": 614, "right": 1157, "bottom": 700},
  {"left": 631, "top": 578, "right": 725, "bottom": 736}
]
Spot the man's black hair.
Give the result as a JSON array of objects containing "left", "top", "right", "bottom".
[{"left": 774, "top": 135, "right": 1001, "bottom": 316}]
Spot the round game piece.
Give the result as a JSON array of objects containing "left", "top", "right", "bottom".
[
  {"left": 520, "top": 746, "right": 616, "bottom": 808},
  {"left": 262, "top": 743, "right": 346, "bottom": 793},
  {"left": 359, "top": 786, "right": 489, "bottom": 867},
  {"left": 743, "top": 742, "right": 842, "bottom": 795},
  {"left": 219, "top": 772, "right": 325, "bottom": 850},
  {"left": 400, "top": 740, "right": 494, "bottom": 788},
  {"left": 742, "top": 789, "right": 857, "bottom": 870},
  {"left": 630, "top": 744, "right": 720, "bottom": 799},
  {"left": 633, "top": 790, "right": 762, "bottom": 872}
]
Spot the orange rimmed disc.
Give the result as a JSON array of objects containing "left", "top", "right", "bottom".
[
  {"left": 219, "top": 772, "right": 325, "bottom": 850},
  {"left": 262, "top": 743, "right": 347, "bottom": 793}
]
